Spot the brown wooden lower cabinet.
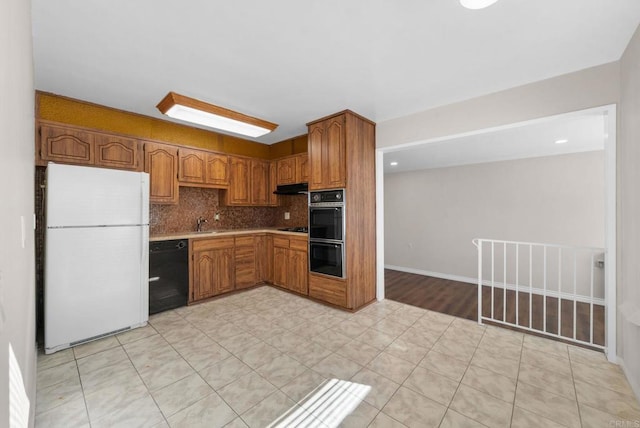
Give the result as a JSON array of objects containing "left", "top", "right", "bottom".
[
  {"left": 309, "top": 273, "right": 348, "bottom": 308},
  {"left": 190, "top": 237, "right": 235, "bottom": 302},
  {"left": 272, "top": 236, "right": 308, "bottom": 295},
  {"left": 235, "top": 236, "right": 257, "bottom": 289},
  {"left": 189, "top": 232, "right": 308, "bottom": 303}
]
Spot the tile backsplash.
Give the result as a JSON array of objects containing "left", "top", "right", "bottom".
[{"left": 150, "top": 187, "right": 308, "bottom": 235}]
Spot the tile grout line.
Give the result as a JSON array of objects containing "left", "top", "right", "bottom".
[
  {"left": 567, "top": 347, "right": 584, "bottom": 428},
  {"left": 438, "top": 322, "right": 489, "bottom": 428},
  {"left": 509, "top": 329, "right": 525, "bottom": 428}
]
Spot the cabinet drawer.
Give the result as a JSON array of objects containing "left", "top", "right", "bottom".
[
  {"left": 309, "top": 274, "right": 347, "bottom": 307},
  {"left": 192, "top": 237, "right": 235, "bottom": 252},
  {"left": 290, "top": 238, "right": 308, "bottom": 252},
  {"left": 235, "top": 236, "right": 254, "bottom": 247},
  {"left": 273, "top": 236, "right": 290, "bottom": 248}
]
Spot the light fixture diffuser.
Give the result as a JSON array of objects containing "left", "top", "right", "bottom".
[
  {"left": 460, "top": 0, "right": 499, "bottom": 9},
  {"left": 156, "top": 92, "right": 277, "bottom": 138}
]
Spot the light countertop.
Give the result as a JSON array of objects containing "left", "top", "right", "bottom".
[{"left": 150, "top": 228, "right": 308, "bottom": 242}]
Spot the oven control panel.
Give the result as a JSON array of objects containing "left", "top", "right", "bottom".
[{"left": 310, "top": 189, "right": 344, "bottom": 204}]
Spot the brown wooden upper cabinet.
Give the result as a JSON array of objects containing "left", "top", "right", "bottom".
[
  {"left": 250, "top": 160, "right": 270, "bottom": 205},
  {"left": 225, "top": 156, "right": 251, "bottom": 205},
  {"left": 178, "top": 148, "right": 229, "bottom": 187},
  {"left": 268, "top": 161, "right": 279, "bottom": 206},
  {"left": 94, "top": 134, "right": 140, "bottom": 170},
  {"left": 39, "top": 123, "right": 140, "bottom": 170},
  {"left": 224, "top": 156, "right": 276, "bottom": 207},
  {"left": 144, "top": 142, "right": 179, "bottom": 204},
  {"left": 308, "top": 115, "right": 346, "bottom": 190},
  {"left": 276, "top": 153, "right": 309, "bottom": 185},
  {"left": 39, "top": 123, "right": 94, "bottom": 166}
]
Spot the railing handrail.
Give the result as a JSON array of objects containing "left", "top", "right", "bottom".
[{"left": 472, "top": 238, "right": 604, "bottom": 253}]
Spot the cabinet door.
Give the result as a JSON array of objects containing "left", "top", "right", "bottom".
[
  {"left": 250, "top": 160, "right": 270, "bottom": 205},
  {"left": 266, "top": 235, "right": 274, "bottom": 283},
  {"left": 296, "top": 154, "right": 309, "bottom": 183},
  {"left": 226, "top": 156, "right": 251, "bottom": 205},
  {"left": 276, "top": 157, "right": 296, "bottom": 185},
  {"left": 254, "top": 235, "right": 268, "bottom": 283},
  {"left": 178, "top": 148, "right": 206, "bottom": 184},
  {"left": 289, "top": 249, "right": 308, "bottom": 295},
  {"left": 273, "top": 246, "right": 289, "bottom": 287},
  {"left": 215, "top": 248, "right": 235, "bottom": 294},
  {"left": 95, "top": 135, "right": 140, "bottom": 170},
  {"left": 193, "top": 250, "right": 215, "bottom": 300},
  {"left": 325, "top": 116, "right": 346, "bottom": 188},
  {"left": 268, "top": 161, "right": 279, "bottom": 206},
  {"left": 308, "top": 123, "right": 325, "bottom": 190},
  {"left": 144, "top": 142, "right": 179, "bottom": 204},
  {"left": 40, "top": 124, "right": 94, "bottom": 165},
  {"left": 206, "top": 153, "right": 229, "bottom": 186}
]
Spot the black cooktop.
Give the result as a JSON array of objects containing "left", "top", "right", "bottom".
[{"left": 277, "top": 227, "right": 308, "bottom": 233}]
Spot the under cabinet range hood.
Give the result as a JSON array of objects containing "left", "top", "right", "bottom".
[{"left": 273, "top": 183, "right": 308, "bottom": 195}]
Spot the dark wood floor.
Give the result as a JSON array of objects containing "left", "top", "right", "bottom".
[{"left": 385, "top": 269, "right": 605, "bottom": 347}]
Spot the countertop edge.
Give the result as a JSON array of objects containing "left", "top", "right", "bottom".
[{"left": 150, "top": 229, "right": 308, "bottom": 241}]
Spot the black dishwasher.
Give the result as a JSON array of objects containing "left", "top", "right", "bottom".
[{"left": 149, "top": 239, "right": 189, "bottom": 315}]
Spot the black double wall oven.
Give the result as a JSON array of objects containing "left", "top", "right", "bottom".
[{"left": 309, "top": 189, "right": 345, "bottom": 278}]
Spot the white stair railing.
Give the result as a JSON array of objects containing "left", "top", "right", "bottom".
[{"left": 472, "top": 238, "right": 605, "bottom": 349}]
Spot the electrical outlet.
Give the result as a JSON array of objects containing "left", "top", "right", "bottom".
[
  {"left": 214, "top": 212, "right": 220, "bottom": 221},
  {"left": 284, "top": 212, "right": 290, "bottom": 220}
]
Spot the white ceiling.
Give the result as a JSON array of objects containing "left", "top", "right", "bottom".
[
  {"left": 383, "top": 110, "right": 607, "bottom": 173},
  {"left": 31, "top": 1, "right": 640, "bottom": 144}
]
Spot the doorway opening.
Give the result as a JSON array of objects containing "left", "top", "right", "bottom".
[{"left": 375, "top": 105, "right": 616, "bottom": 359}]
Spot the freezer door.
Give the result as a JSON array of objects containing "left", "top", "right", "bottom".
[
  {"left": 46, "top": 163, "right": 149, "bottom": 227},
  {"left": 45, "top": 225, "right": 149, "bottom": 353}
]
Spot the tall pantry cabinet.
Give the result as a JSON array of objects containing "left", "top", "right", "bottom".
[{"left": 306, "top": 110, "right": 376, "bottom": 310}]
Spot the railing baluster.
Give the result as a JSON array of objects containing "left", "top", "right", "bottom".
[
  {"left": 573, "top": 250, "right": 577, "bottom": 340},
  {"left": 543, "top": 245, "right": 547, "bottom": 333},
  {"left": 529, "top": 244, "right": 533, "bottom": 330},
  {"left": 503, "top": 242, "right": 507, "bottom": 322},
  {"left": 516, "top": 244, "right": 519, "bottom": 327},
  {"left": 478, "top": 240, "right": 483, "bottom": 325},
  {"left": 491, "top": 241, "right": 495, "bottom": 321},
  {"left": 558, "top": 248, "right": 562, "bottom": 338},
  {"left": 590, "top": 253, "right": 594, "bottom": 345}
]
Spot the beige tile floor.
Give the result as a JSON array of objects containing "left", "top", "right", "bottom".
[{"left": 35, "top": 286, "right": 640, "bottom": 427}]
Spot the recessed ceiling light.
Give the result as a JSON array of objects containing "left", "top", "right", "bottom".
[
  {"left": 460, "top": 0, "right": 499, "bottom": 10},
  {"left": 390, "top": 162, "right": 398, "bottom": 166},
  {"left": 555, "top": 139, "right": 569, "bottom": 144}
]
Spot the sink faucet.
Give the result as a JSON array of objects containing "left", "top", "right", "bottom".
[{"left": 196, "top": 216, "right": 208, "bottom": 232}]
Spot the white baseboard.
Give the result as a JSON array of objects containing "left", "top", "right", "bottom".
[
  {"left": 617, "top": 356, "right": 640, "bottom": 403},
  {"left": 384, "top": 264, "right": 605, "bottom": 306}
]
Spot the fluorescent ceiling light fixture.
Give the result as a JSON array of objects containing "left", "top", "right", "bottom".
[
  {"left": 555, "top": 139, "right": 569, "bottom": 144},
  {"left": 157, "top": 92, "right": 277, "bottom": 138},
  {"left": 460, "top": 0, "right": 499, "bottom": 9},
  {"left": 390, "top": 161, "right": 398, "bottom": 166}
]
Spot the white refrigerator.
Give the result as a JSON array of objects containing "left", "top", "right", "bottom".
[{"left": 45, "top": 163, "right": 150, "bottom": 354}]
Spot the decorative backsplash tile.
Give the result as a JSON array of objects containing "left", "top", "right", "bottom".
[{"left": 150, "top": 187, "right": 308, "bottom": 235}]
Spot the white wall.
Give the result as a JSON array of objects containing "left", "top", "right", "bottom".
[
  {"left": 0, "top": 0, "right": 37, "bottom": 426},
  {"left": 385, "top": 151, "right": 605, "bottom": 281},
  {"left": 619, "top": 23, "right": 640, "bottom": 398}
]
